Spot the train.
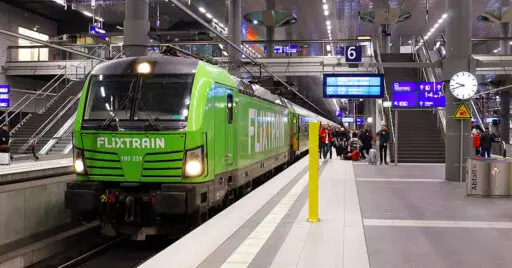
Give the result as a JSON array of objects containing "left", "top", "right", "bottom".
[{"left": 65, "top": 56, "right": 338, "bottom": 238}]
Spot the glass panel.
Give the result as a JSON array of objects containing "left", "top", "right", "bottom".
[
  {"left": 134, "top": 75, "right": 194, "bottom": 121},
  {"left": 17, "top": 27, "right": 49, "bottom": 61},
  {"left": 84, "top": 75, "right": 137, "bottom": 120}
]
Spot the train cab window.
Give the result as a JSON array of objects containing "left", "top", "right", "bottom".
[
  {"left": 84, "top": 75, "right": 136, "bottom": 120},
  {"left": 227, "top": 93, "right": 233, "bottom": 124}
]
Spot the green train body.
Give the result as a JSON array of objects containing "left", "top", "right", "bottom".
[{"left": 65, "top": 56, "right": 336, "bottom": 234}]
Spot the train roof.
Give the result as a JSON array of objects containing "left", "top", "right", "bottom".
[{"left": 91, "top": 56, "right": 199, "bottom": 75}]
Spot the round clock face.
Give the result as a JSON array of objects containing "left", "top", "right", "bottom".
[{"left": 449, "top": 71, "right": 478, "bottom": 100}]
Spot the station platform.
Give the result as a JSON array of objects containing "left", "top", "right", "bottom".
[
  {"left": 141, "top": 156, "right": 512, "bottom": 268},
  {"left": 0, "top": 158, "right": 73, "bottom": 183}
]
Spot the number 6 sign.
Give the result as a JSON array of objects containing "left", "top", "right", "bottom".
[{"left": 345, "top": 45, "right": 362, "bottom": 63}]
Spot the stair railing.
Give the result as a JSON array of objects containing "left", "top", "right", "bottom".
[
  {"left": 37, "top": 113, "right": 76, "bottom": 156},
  {"left": 0, "top": 44, "right": 107, "bottom": 129}
]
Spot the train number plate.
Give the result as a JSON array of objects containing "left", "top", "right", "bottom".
[{"left": 121, "top": 156, "right": 143, "bottom": 162}]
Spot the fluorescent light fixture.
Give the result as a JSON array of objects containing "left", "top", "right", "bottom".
[
  {"left": 116, "top": 26, "right": 123, "bottom": 30},
  {"left": 206, "top": 13, "right": 213, "bottom": 19},
  {"left": 253, "top": 20, "right": 258, "bottom": 24},
  {"left": 327, "top": 25, "right": 332, "bottom": 30},
  {"left": 81, "top": 11, "right": 93, "bottom": 17},
  {"left": 442, "top": 13, "right": 448, "bottom": 19},
  {"left": 324, "top": 10, "right": 329, "bottom": 16},
  {"left": 51, "top": 0, "right": 66, "bottom": 6},
  {"left": 357, "top": 36, "right": 372, "bottom": 40},
  {"left": 408, "top": 40, "right": 412, "bottom": 44},
  {"left": 323, "top": 4, "right": 328, "bottom": 10},
  {"left": 222, "top": 51, "right": 228, "bottom": 56},
  {"left": 100, "top": 86, "right": 105, "bottom": 97},
  {"left": 218, "top": 44, "right": 224, "bottom": 49},
  {"left": 199, "top": 7, "right": 206, "bottom": 13},
  {"left": 96, "top": 17, "right": 104, "bottom": 22},
  {"left": 322, "top": 0, "right": 326, "bottom": 3},
  {"left": 326, "top": 45, "right": 331, "bottom": 51},
  {"left": 326, "top": 20, "right": 331, "bottom": 25},
  {"left": 327, "top": 53, "right": 332, "bottom": 56}
]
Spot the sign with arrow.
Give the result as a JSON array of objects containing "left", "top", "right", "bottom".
[{"left": 453, "top": 102, "right": 472, "bottom": 120}]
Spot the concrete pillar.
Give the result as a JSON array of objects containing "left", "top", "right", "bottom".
[
  {"left": 228, "top": 0, "right": 242, "bottom": 75},
  {"left": 123, "top": 0, "right": 149, "bottom": 57},
  {"left": 380, "top": 25, "right": 391, "bottom": 53},
  {"left": 500, "top": 91, "right": 510, "bottom": 143},
  {"left": 265, "top": 0, "right": 275, "bottom": 58},
  {"left": 443, "top": 0, "right": 473, "bottom": 181},
  {"left": 391, "top": 34, "right": 401, "bottom": 53}
]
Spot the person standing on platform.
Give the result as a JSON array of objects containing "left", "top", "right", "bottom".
[
  {"left": 376, "top": 126, "right": 390, "bottom": 165},
  {"left": 0, "top": 124, "right": 10, "bottom": 165},
  {"left": 480, "top": 126, "right": 496, "bottom": 158},
  {"left": 318, "top": 124, "right": 333, "bottom": 159}
]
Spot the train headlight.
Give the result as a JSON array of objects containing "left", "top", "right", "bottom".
[
  {"left": 184, "top": 147, "right": 204, "bottom": 177},
  {"left": 136, "top": 62, "right": 152, "bottom": 74},
  {"left": 73, "top": 148, "right": 86, "bottom": 174}
]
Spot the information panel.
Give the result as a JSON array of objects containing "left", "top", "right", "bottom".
[
  {"left": 323, "top": 74, "right": 384, "bottom": 98},
  {"left": 0, "top": 85, "right": 9, "bottom": 108},
  {"left": 392, "top": 82, "right": 445, "bottom": 108}
]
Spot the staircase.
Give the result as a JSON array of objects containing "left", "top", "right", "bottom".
[
  {"left": 9, "top": 82, "right": 82, "bottom": 154},
  {"left": 392, "top": 110, "right": 445, "bottom": 163},
  {"left": 381, "top": 53, "right": 445, "bottom": 163}
]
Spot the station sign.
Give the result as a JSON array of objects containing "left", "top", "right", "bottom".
[
  {"left": 391, "top": 81, "right": 445, "bottom": 108},
  {"left": 89, "top": 25, "right": 107, "bottom": 40},
  {"left": 323, "top": 73, "right": 384, "bottom": 99},
  {"left": 263, "top": 45, "right": 298, "bottom": 54},
  {"left": 345, "top": 45, "right": 362, "bottom": 62},
  {"left": 341, "top": 117, "right": 364, "bottom": 124},
  {"left": 0, "top": 85, "right": 10, "bottom": 108},
  {"left": 336, "top": 110, "right": 343, "bottom": 117}
]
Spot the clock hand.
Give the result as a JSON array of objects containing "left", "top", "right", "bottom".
[
  {"left": 451, "top": 85, "right": 463, "bottom": 90},
  {"left": 457, "top": 82, "right": 465, "bottom": 87}
]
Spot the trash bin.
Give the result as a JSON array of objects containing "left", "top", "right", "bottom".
[
  {"left": 466, "top": 158, "right": 490, "bottom": 196},
  {"left": 489, "top": 159, "right": 511, "bottom": 197}
]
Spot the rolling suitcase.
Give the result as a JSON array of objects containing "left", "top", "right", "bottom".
[{"left": 368, "top": 149, "right": 378, "bottom": 165}]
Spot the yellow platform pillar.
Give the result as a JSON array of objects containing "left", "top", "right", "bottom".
[{"left": 308, "top": 121, "right": 319, "bottom": 222}]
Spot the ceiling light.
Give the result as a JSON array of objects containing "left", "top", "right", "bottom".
[
  {"left": 218, "top": 44, "right": 224, "bottom": 49},
  {"left": 326, "top": 20, "right": 331, "bottom": 25},
  {"left": 322, "top": 0, "right": 326, "bottom": 3},
  {"left": 253, "top": 20, "right": 258, "bottom": 24},
  {"left": 323, "top": 4, "right": 328, "bottom": 10},
  {"left": 327, "top": 45, "right": 331, "bottom": 51},
  {"left": 327, "top": 25, "right": 332, "bottom": 30},
  {"left": 206, "top": 13, "right": 213, "bottom": 19},
  {"left": 116, "top": 26, "right": 123, "bottom": 30},
  {"left": 442, "top": 13, "right": 448, "bottom": 19},
  {"left": 327, "top": 53, "right": 332, "bottom": 56},
  {"left": 408, "top": 40, "right": 412, "bottom": 44},
  {"left": 199, "top": 7, "right": 206, "bottom": 13},
  {"left": 81, "top": 11, "right": 93, "bottom": 17},
  {"left": 324, "top": 10, "right": 329, "bottom": 16},
  {"left": 222, "top": 51, "right": 228, "bottom": 56}
]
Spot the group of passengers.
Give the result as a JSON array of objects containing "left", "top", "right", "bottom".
[
  {"left": 318, "top": 124, "right": 390, "bottom": 164},
  {"left": 471, "top": 121, "right": 498, "bottom": 158}
]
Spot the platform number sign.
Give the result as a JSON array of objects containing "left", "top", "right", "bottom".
[{"left": 345, "top": 45, "right": 362, "bottom": 63}]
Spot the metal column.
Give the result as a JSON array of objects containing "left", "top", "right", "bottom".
[
  {"left": 124, "top": 0, "right": 150, "bottom": 57},
  {"left": 228, "top": 0, "right": 242, "bottom": 75},
  {"left": 500, "top": 22, "right": 510, "bottom": 143},
  {"left": 443, "top": 0, "right": 473, "bottom": 181},
  {"left": 265, "top": 0, "right": 275, "bottom": 58}
]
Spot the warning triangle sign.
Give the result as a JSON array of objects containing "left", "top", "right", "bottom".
[{"left": 453, "top": 102, "right": 472, "bottom": 120}]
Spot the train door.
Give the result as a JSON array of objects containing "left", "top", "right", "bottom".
[{"left": 225, "top": 92, "right": 235, "bottom": 167}]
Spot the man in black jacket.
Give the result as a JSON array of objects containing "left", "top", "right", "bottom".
[
  {"left": 0, "top": 124, "right": 9, "bottom": 153},
  {"left": 480, "top": 127, "right": 496, "bottom": 158},
  {"left": 376, "top": 127, "right": 390, "bottom": 165}
]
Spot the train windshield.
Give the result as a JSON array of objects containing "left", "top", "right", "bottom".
[
  {"left": 83, "top": 74, "right": 194, "bottom": 122},
  {"left": 84, "top": 75, "right": 136, "bottom": 120},
  {"left": 134, "top": 75, "right": 193, "bottom": 121}
]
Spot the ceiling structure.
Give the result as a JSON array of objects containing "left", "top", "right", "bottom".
[{"left": 1, "top": 0, "right": 511, "bottom": 119}]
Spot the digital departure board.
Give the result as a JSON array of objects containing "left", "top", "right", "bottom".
[
  {"left": 0, "top": 85, "right": 9, "bottom": 108},
  {"left": 323, "top": 74, "right": 384, "bottom": 98},
  {"left": 392, "top": 82, "right": 446, "bottom": 108}
]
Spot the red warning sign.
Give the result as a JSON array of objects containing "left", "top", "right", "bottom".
[{"left": 453, "top": 102, "right": 472, "bottom": 120}]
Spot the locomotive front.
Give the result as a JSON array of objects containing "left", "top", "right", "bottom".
[{"left": 65, "top": 57, "right": 215, "bottom": 235}]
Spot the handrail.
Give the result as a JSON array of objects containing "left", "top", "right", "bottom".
[
  {"left": 0, "top": 44, "right": 106, "bottom": 128},
  {"left": 37, "top": 113, "right": 76, "bottom": 156}
]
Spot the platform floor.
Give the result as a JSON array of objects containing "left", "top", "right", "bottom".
[
  {"left": 0, "top": 158, "right": 72, "bottom": 175},
  {"left": 142, "top": 159, "right": 512, "bottom": 268}
]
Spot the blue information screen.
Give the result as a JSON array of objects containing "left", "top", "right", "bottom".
[
  {"left": 0, "top": 85, "right": 10, "bottom": 108},
  {"left": 392, "top": 82, "right": 445, "bottom": 108},
  {"left": 323, "top": 74, "right": 384, "bottom": 98}
]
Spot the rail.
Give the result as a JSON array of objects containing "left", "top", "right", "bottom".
[{"left": 1, "top": 43, "right": 106, "bottom": 128}]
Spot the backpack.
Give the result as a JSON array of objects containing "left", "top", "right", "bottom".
[{"left": 349, "top": 139, "right": 359, "bottom": 152}]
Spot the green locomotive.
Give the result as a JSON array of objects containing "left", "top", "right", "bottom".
[{"left": 65, "top": 56, "right": 337, "bottom": 236}]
